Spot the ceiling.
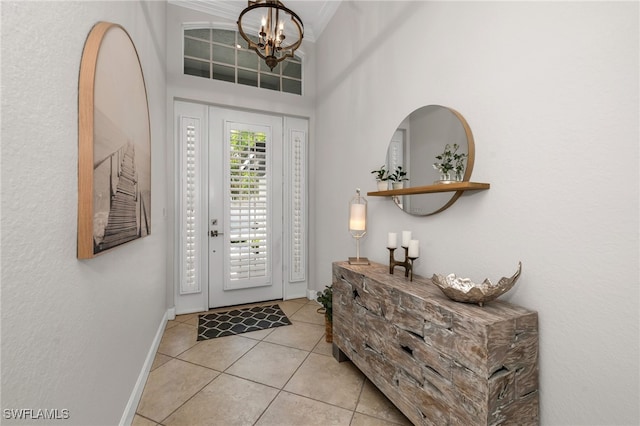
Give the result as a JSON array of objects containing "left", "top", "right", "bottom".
[{"left": 169, "top": 0, "right": 342, "bottom": 42}]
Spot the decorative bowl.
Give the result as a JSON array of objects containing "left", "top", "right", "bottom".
[{"left": 431, "top": 262, "right": 522, "bottom": 306}]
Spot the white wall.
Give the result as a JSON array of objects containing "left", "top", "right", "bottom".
[
  {"left": 1, "top": 1, "right": 167, "bottom": 424},
  {"left": 314, "top": 2, "right": 639, "bottom": 425}
]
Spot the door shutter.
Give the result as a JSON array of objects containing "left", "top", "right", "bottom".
[{"left": 225, "top": 125, "right": 271, "bottom": 288}]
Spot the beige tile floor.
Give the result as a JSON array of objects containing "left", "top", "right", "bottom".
[{"left": 134, "top": 298, "right": 412, "bottom": 426}]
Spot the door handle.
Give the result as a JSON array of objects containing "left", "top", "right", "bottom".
[{"left": 210, "top": 230, "right": 224, "bottom": 237}]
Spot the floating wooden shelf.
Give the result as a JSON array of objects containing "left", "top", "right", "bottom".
[{"left": 367, "top": 181, "right": 490, "bottom": 196}]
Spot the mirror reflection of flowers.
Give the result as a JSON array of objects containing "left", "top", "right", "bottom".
[
  {"left": 433, "top": 143, "right": 467, "bottom": 180},
  {"left": 454, "top": 151, "right": 467, "bottom": 180}
]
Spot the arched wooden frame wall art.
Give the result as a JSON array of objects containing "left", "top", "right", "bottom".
[{"left": 78, "top": 22, "right": 151, "bottom": 259}]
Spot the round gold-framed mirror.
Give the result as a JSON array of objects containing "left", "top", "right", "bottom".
[{"left": 386, "top": 105, "right": 475, "bottom": 216}]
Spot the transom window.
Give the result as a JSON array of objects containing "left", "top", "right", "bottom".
[{"left": 184, "top": 28, "right": 303, "bottom": 95}]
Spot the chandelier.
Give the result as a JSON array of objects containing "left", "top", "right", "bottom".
[{"left": 237, "top": 0, "right": 304, "bottom": 70}]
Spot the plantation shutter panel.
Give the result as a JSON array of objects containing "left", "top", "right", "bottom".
[
  {"left": 225, "top": 125, "right": 271, "bottom": 288},
  {"left": 179, "top": 116, "right": 202, "bottom": 294},
  {"left": 288, "top": 130, "right": 306, "bottom": 282}
]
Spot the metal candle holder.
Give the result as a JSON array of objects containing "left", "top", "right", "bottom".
[{"left": 388, "top": 246, "right": 419, "bottom": 281}]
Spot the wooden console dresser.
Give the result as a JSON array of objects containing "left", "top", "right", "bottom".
[{"left": 332, "top": 261, "right": 539, "bottom": 425}]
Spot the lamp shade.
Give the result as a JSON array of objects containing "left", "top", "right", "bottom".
[
  {"left": 349, "top": 204, "right": 366, "bottom": 231},
  {"left": 348, "top": 188, "right": 369, "bottom": 265},
  {"left": 349, "top": 189, "right": 367, "bottom": 237}
]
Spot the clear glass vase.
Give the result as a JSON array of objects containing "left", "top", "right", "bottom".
[{"left": 440, "top": 172, "right": 451, "bottom": 181}]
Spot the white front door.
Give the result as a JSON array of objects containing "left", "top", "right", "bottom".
[
  {"left": 174, "top": 101, "right": 308, "bottom": 315},
  {"left": 208, "top": 107, "right": 283, "bottom": 308}
]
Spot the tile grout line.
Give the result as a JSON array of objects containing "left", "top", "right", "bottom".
[
  {"left": 249, "top": 328, "right": 377, "bottom": 424},
  {"left": 156, "top": 372, "right": 219, "bottom": 426},
  {"left": 246, "top": 302, "right": 328, "bottom": 424},
  {"left": 349, "top": 373, "right": 369, "bottom": 425},
  {"left": 173, "top": 299, "right": 310, "bottom": 372},
  {"left": 154, "top": 309, "right": 308, "bottom": 426},
  {"left": 144, "top": 338, "right": 410, "bottom": 423},
  {"left": 138, "top": 299, "right": 345, "bottom": 425},
  {"left": 219, "top": 305, "right": 319, "bottom": 426},
  {"left": 251, "top": 336, "right": 317, "bottom": 426}
]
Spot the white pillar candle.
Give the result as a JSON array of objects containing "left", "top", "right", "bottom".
[
  {"left": 402, "top": 231, "right": 412, "bottom": 247},
  {"left": 349, "top": 204, "right": 366, "bottom": 231},
  {"left": 387, "top": 232, "right": 397, "bottom": 248},
  {"left": 408, "top": 240, "right": 420, "bottom": 257}
]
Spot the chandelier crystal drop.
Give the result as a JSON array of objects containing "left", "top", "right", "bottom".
[{"left": 237, "top": 0, "right": 304, "bottom": 70}]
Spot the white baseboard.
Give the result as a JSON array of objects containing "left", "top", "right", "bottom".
[
  {"left": 167, "top": 307, "right": 175, "bottom": 321},
  {"left": 119, "top": 310, "right": 168, "bottom": 426},
  {"left": 307, "top": 289, "right": 317, "bottom": 300}
]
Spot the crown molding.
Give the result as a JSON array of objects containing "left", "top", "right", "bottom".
[{"left": 169, "top": 0, "right": 341, "bottom": 43}]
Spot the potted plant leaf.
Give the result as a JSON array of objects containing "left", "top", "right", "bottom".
[
  {"left": 388, "top": 166, "right": 409, "bottom": 189},
  {"left": 371, "top": 165, "right": 389, "bottom": 191},
  {"left": 316, "top": 285, "right": 333, "bottom": 343}
]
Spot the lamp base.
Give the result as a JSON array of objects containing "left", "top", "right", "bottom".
[{"left": 348, "top": 257, "right": 370, "bottom": 265}]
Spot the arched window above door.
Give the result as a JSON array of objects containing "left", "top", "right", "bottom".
[{"left": 184, "top": 27, "right": 303, "bottom": 95}]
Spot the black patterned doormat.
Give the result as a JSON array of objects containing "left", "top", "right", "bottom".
[{"left": 197, "top": 304, "right": 291, "bottom": 341}]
